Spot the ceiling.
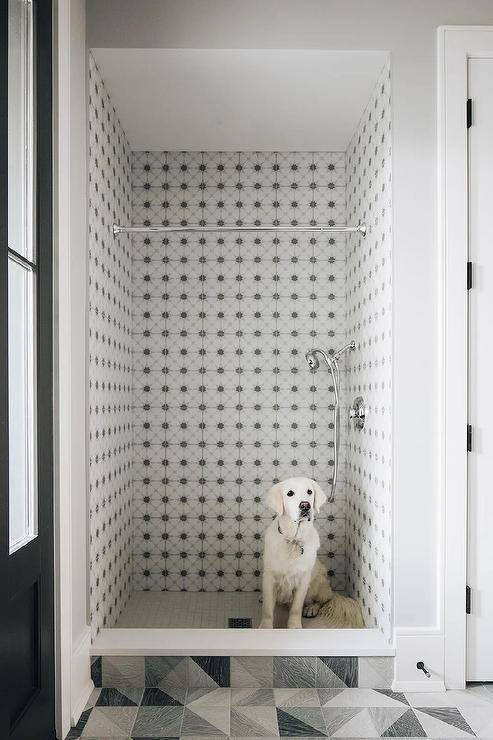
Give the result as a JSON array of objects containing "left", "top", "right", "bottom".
[{"left": 91, "top": 48, "right": 389, "bottom": 152}]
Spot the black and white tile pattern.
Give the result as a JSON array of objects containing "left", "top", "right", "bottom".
[
  {"left": 88, "top": 53, "right": 134, "bottom": 637},
  {"left": 87, "top": 56, "right": 394, "bottom": 637},
  {"left": 91, "top": 655, "right": 392, "bottom": 690},
  {"left": 69, "top": 676, "right": 492, "bottom": 738},
  {"left": 131, "top": 151, "right": 349, "bottom": 594},
  {"left": 344, "top": 61, "right": 393, "bottom": 638}
]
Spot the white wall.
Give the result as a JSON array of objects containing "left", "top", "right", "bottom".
[{"left": 86, "top": 0, "right": 493, "bottom": 636}]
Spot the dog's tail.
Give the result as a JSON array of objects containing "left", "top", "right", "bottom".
[{"left": 317, "top": 593, "right": 365, "bottom": 628}]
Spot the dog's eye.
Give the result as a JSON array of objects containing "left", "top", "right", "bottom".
[
  {"left": 307, "top": 489, "right": 312, "bottom": 495},
  {"left": 287, "top": 490, "right": 295, "bottom": 497}
]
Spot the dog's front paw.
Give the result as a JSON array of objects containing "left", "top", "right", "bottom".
[
  {"left": 302, "top": 603, "right": 320, "bottom": 618},
  {"left": 258, "top": 619, "right": 273, "bottom": 629},
  {"left": 287, "top": 619, "right": 303, "bottom": 629}
]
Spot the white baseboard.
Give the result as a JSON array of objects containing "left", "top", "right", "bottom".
[
  {"left": 71, "top": 626, "right": 94, "bottom": 726},
  {"left": 393, "top": 628, "right": 445, "bottom": 693},
  {"left": 393, "top": 679, "right": 446, "bottom": 692}
]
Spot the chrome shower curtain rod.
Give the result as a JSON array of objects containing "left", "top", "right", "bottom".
[{"left": 112, "top": 223, "right": 366, "bottom": 237}]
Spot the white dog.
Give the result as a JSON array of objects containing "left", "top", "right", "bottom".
[{"left": 259, "top": 477, "right": 333, "bottom": 629}]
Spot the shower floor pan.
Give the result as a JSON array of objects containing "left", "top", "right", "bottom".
[{"left": 92, "top": 592, "right": 394, "bottom": 657}]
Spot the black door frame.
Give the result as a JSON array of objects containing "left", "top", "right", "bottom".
[{"left": 0, "top": 0, "right": 55, "bottom": 738}]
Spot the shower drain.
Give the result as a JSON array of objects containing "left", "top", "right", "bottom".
[{"left": 228, "top": 617, "right": 252, "bottom": 628}]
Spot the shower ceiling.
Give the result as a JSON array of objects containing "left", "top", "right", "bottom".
[{"left": 91, "top": 48, "right": 388, "bottom": 151}]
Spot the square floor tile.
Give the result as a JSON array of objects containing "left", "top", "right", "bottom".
[
  {"left": 141, "top": 687, "right": 186, "bottom": 706},
  {"left": 81, "top": 706, "right": 138, "bottom": 737},
  {"left": 231, "top": 706, "right": 279, "bottom": 736},
  {"left": 273, "top": 658, "right": 317, "bottom": 688},
  {"left": 274, "top": 689, "right": 320, "bottom": 707},
  {"left": 102, "top": 656, "right": 145, "bottom": 689},
  {"left": 187, "top": 688, "right": 231, "bottom": 708},
  {"left": 232, "top": 689, "right": 275, "bottom": 706},
  {"left": 277, "top": 706, "right": 327, "bottom": 736},
  {"left": 181, "top": 706, "right": 230, "bottom": 735},
  {"left": 132, "top": 706, "right": 184, "bottom": 737},
  {"left": 231, "top": 657, "right": 274, "bottom": 688},
  {"left": 96, "top": 687, "right": 143, "bottom": 706}
]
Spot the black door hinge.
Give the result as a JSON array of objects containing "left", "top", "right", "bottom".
[
  {"left": 467, "top": 424, "right": 473, "bottom": 452},
  {"left": 467, "top": 98, "right": 473, "bottom": 128},
  {"left": 467, "top": 261, "right": 473, "bottom": 290},
  {"left": 466, "top": 585, "right": 472, "bottom": 614}
]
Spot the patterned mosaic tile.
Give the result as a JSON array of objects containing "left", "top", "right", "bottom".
[
  {"left": 87, "top": 52, "right": 133, "bottom": 639},
  {"left": 344, "top": 61, "right": 393, "bottom": 639}
]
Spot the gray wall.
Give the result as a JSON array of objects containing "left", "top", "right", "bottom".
[{"left": 86, "top": 0, "right": 493, "bottom": 630}]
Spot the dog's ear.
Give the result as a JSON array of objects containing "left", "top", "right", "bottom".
[
  {"left": 266, "top": 482, "right": 284, "bottom": 516},
  {"left": 312, "top": 480, "right": 327, "bottom": 513}
]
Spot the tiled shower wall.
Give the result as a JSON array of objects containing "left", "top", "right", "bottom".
[
  {"left": 87, "top": 57, "right": 393, "bottom": 636},
  {"left": 345, "top": 62, "right": 393, "bottom": 637},
  {"left": 88, "top": 54, "right": 133, "bottom": 636},
  {"left": 131, "top": 152, "right": 349, "bottom": 592}
]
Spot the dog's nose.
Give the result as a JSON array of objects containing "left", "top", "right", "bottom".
[{"left": 299, "top": 501, "right": 311, "bottom": 512}]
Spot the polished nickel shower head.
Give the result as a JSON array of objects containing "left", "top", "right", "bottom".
[
  {"left": 305, "top": 350, "right": 320, "bottom": 371},
  {"left": 305, "top": 341, "right": 355, "bottom": 372}
]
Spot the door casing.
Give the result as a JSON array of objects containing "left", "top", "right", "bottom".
[{"left": 438, "top": 25, "right": 493, "bottom": 690}]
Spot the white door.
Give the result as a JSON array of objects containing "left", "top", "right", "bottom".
[{"left": 467, "top": 57, "right": 493, "bottom": 681}]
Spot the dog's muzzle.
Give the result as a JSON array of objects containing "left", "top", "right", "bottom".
[{"left": 299, "top": 501, "right": 311, "bottom": 519}]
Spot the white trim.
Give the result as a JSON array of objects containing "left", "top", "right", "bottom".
[
  {"left": 438, "top": 25, "right": 493, "bottom": 690},
  {"left": 392, "top": 681, "right": 446, "bottom": 693},
  {"left": 91, "top": 627, "right": 395, "bottom": 657},
  {"left": 54, "top": 1, "right": 91, "bottom": 737},
  {"left": 53, "top": 1, "right": 73, "bottom": 735},
  {"left": 393, "top": 628, "right": 445, "bottom": 692},
  {"left": 70, "top": 626, "right": 94, "bottom": 726}
]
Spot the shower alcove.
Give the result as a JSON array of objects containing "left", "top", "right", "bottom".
[{"left": 88, "top": 48, "right": 393, "bottom": 656}]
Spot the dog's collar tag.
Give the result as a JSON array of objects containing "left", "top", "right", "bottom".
[{"left": 277, "top": 520, "right": 304, "bottom": 556}]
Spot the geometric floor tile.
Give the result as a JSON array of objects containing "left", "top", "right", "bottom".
[
  {"left": 274, "top": 688, "right": 320, "bottom": 707},
  {"left": 358, "top": 657, "right": 393, "bottom": 689},
  {"left": 231, "top": 706, "right": 279, "bottom": 736},
  {"left": 415, "top": 706, "right": 475, "bottom": 737},
  {"left": 96, "top": 687, "right": 143, "bottom": 706},
  {"left": 319, "top": 688, "right": 407, "bottom": 708},
  {"left": 318, "top": 689, "right": 346, "bottom": 706},
  {"left": 370, "top": 707, "right": 426, "bottom": 737},
  {"left": 80, "top": 706, "right": 138, "bottom": 737},
  {"left": 317, "top": 658, "right": 358, "bottom": 689},
  {"left": 316, "top": 660, "right": 352, "bottom": 690},
  {"left": 132, "top": 706, "right": 184, "bottom": 737},
  {"left": 230, "top": 656, "right": 274, "bottom": 688},
  {"left": 448, "top": 686, "right": 493, "bottom": 710},
  {"left": 375, "top": 690, "right": 410, "bottom": 707},
  {"left": 232, "top": 688, "right": 275, "bottom": 706},
  {"left": 321, "top": 706, "right": 363, "bottom": 735},
  {"left": 181, "top": 706, "right": 229, "bottom": 736},
  {"left": 102, "top": 657, "right": 145, "bottom": 690},
  {"left": 322, "top": 706, "right": 377, "bottom": 737},
  {"left": 277, "top": 706, "right": 327, "bottom": 736},
  {"left": 141, "top": 688, "right": 185, "bottom": 706},
  {"left": 273, "top": 657, "right": 317, "bottom": 689},
  {"left": 186, "top": 687, "right": 231, "bottom": 708},
  {"left": 459, "top": 703, "right": 493, "bottom": 736},
  {"left": 145, "top": 656, "right": 189, "bottom": 692},
  {"left": 189, "top": 657, "right": 230, "bottom": 688},
  {"left": 404, "top": 692, "right": 455, "bottom": 708},
  {"left": 69, "top": 678, "right": 493, "bottom": 739}
]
